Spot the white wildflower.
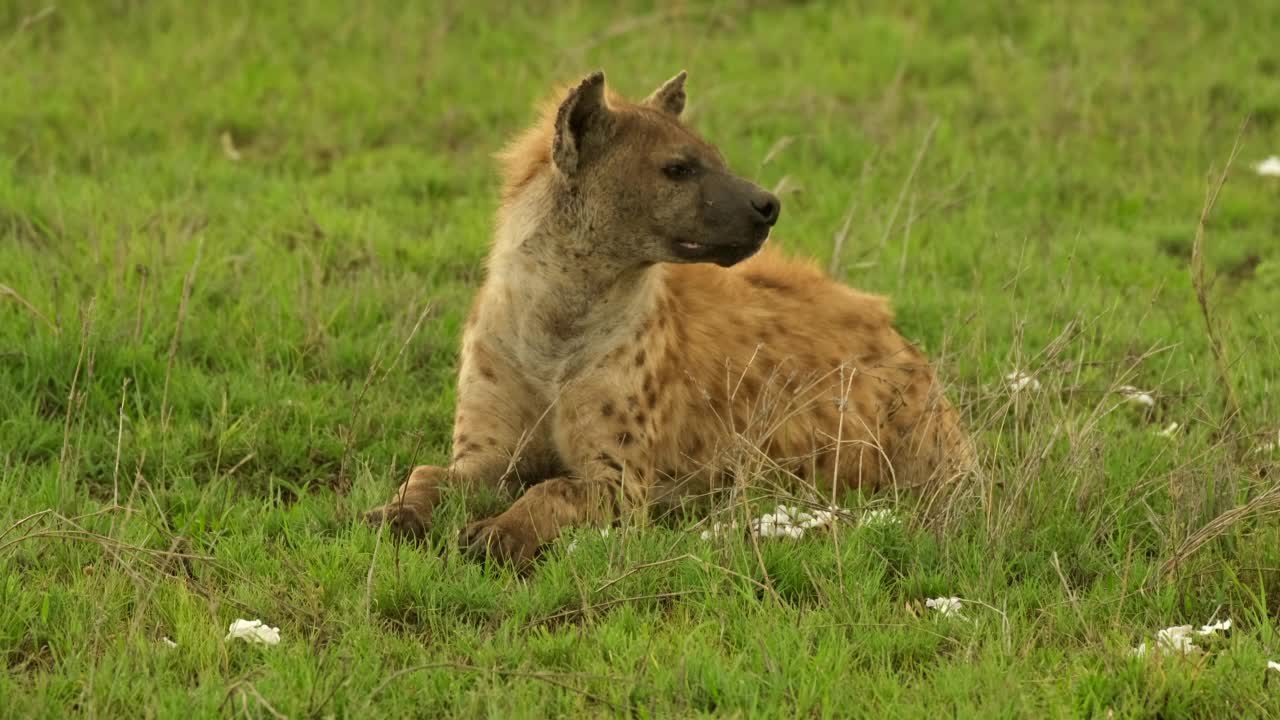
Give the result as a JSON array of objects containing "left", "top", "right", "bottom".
[
  {"left": 859, "top": 508, "right": 900, "bottom": 527},
  {"left": 1117, "top": 385, "right": 1155, "bottom": 407},
  {"left": 750, "top": 504, "right": 839, "bottom": 539},
  {"left": 1156, "top": 422, "right": 1180, "bottom": 438},
  {"left": 698, "top": 521, "right": 738, "bottom": 540},
  {"left": 1199, "top": 618, "right": 1231, "bottom": 635},
  {"left": 161, "top": 636, "right": 178, "bottom": 649},
  {"left": 1006, "top": 371, "right": 1041, "bottom": 393},
  {"left": 1255, "top": 156, "right": 1280, "bottom": 177},
  {"left": 1156, "top": 625, "right": 1200, "bottom": 655},
  {"left": 1133, "top": 618, "right": 1230, "bottom": 658},
  {"left": 925, "top": 596, "right": 966, "bottom": 620},
  {"left": 1268, "top": 660, "right": 1280, "bottom": 672},
  {"left": 225, "top": 619, "right": 280, "bottom": 646}
]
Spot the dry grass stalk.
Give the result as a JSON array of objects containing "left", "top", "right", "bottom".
[{"left": 1189, "top": 117, "right": 1248, "bottom": 433}]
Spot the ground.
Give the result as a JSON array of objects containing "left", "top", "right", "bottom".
[{"left": 2, "top": 1, "right": 1279, "bottom": 717}]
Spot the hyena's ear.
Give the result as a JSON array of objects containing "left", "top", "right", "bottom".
[
  {"left": 644, "top": 70, "right": 687, "bottom": 117},
  {"left": 552, "top": 71, "right": 614, "bottom": 177}
]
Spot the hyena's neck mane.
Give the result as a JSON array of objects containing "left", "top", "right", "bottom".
[{"left": 486, "top": 174, "right": 663, "bottom": 376}]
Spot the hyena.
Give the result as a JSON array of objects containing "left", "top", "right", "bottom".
[{"left": 366, "top": 71, "right": 973, "bottom": 566}]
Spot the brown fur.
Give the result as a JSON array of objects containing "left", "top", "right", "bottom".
[{"left": 366, "top": 71, "right": 973, "bottom": 567}]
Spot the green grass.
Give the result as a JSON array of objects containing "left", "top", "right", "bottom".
[{"left": 2, "top": 0, "right": 1280, "bottom": 716}]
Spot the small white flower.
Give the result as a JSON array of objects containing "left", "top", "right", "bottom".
[
  {"left": 1156, "top": 422, "right": 1180, "bottom": 438},
  {"left": 699, "top": 520, "right": 738, "bottom": 540},
  {"left": 1268, "top": 660, "right": 1280, "bottom": 672},
  {"left": 1006, "top": 371, "right": 1041, "bottom": 393},
  {"left": 1198, "top": 618, "right": 1231, "bottom": 635},
  {"left": 925, "top": 596, "right": 966, "bottom": 619},
  {"left": 701, "top": 504, "right": 844, "bottom": 540},
  {"left": 1156, "top": 625, "right": 1200, "bottom": 655},
  {"left": 1255, "top": 156, "right": 1280, "bottom": 177},
  {"left": 1117, "top": 385, "right": 1155, "bottom": 407},
  {"left": 1134, "top": 618, "right": 1230, "bottom": 658},
  {"left": 161, "top": 636, "right": 178, "bottom": 649},
  {"left": 225, "top": 619, "right": 280, "bottom": 646},
  {"left": 859, "top": 508, "right": 899, "bottom": 527}
]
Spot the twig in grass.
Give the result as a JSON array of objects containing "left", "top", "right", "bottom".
[
  {"left": 366, "top": 662, "right": 624, "bottom": 712},
  {"left": 0, "top": 509, "right": 54, "bottom": 544},
  {"left": 132, "top": 264, "right": 149, "bottom": 342},
  {"left": 827, "top": 152, "right": 878, "bottom": 278},
  {"left": 364, "top": 517, "right": 384, "bottom": 623},
  {"left": 1, "top": 6, "right": 56, "bottom": 56},
  {"left": 877, "top": 118, "right": 938, "bottom": 250},
  {"left": 1161, "top": 482, "right": 1280, "bottom": 579},
  {"left": 594, "top": 552, "right": 782, "bottom": 604},
  {"left": 58, "top": 299, "right": 94, "bottom": 501},
  {"left": 898, "top": 191, "right": 917, "bottom": 279},
  {"left": 337, "top": 301, "right": 434, "bottom": 492},
  {"left": 957, "top": 598, "right": 1012, "bottom": 653},
  {"left": 1189, "top": 116, "right": 1248, "bottom": 432},
  {"left": 568, "top": 6, "right": 709, "bottom": 54},
  {"left": 523, "top": 590, "right": 698, "bottom": 630},
  {"left": 0, "top": 527, "right": 215, "bottom": 562},
  {"left": 160, "top": 238, "right": 204, "bottom": 436},
  {"left": 223, "top": 452, "right": 256, "bottom": 477},
  {"left": 109, "top": 377, "right": 130, "bottom": 537},
  {"left": 1050, "top": 550, "right": 1092, "bottom": 642},
  {"left": 224, "top": 679, "right": 289, "bottom": 720},
  {"left": 0, "top": 282, "right": 59, "bottom": 333}
]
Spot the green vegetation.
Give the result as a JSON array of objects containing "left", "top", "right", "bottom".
[{"left": 2, "top": 1, "right": 1279, "bottom": 716}]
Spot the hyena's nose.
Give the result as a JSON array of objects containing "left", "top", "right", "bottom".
[{"left": 751, "top": 191, "right": 781, "bottom": 227}]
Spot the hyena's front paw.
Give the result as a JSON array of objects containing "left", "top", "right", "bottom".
[
  {"left": 458, "top": 516, "right": 541, "bottom": 568},
  {"left": 364, "top": 503, "right": 431, "bottom": 541},
  {"left": 364, "top": 465, "right": 446, "bottom": 540}
]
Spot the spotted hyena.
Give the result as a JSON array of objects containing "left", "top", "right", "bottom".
[{"left": 366, "top": 71, "right": 973, "bottom": 566}]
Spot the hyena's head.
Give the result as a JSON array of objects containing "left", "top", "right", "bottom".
[{"left": 500, "top": 71, "right": 780, "bottom": 268}]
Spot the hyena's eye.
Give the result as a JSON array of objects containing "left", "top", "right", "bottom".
[{"left": 662, "top": 161, "right": 697, "bottom": 180}]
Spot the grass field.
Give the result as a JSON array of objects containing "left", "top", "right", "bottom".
[{"left": 2, "top": 0, "right": 1280, "bottom": 716}]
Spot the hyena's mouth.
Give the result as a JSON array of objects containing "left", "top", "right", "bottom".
[{"left": 670, "top": 236, "right": 766, "bottom": 267}]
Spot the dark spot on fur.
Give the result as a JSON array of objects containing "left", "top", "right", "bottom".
[
  {"left": 634, "top": 349, "right": 646, "bottom": 367},
  {"left": 486, "top": 437, "right": 498, "bottom": 447},
  {"left": 477, "top": 364, "right": 496, "bottom": 381},
  {"left": 617, "top": 431, "right": 635, "bottom": 446},
  {"left": 455, "top": 434, "right": 469, "bottom": 445},
  {"left": 596, "top": 453, "right": 623, "bottom": 473},
  {"left": 645, "top": 388, "right": 658, "bottom": 408},
  {"left": 601, "top": 401, "right": 615, "bottom": 417},
  {"left": 844, "top": 312, "right": 873, "bottom": 333},
  {"left": 626, "top": 395, "right": 639, "bottom": 410},
  {"left": 635, "top": 411, "right": 647, "bottom": 426}
]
